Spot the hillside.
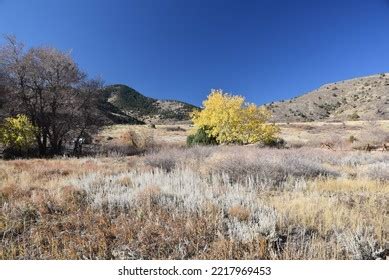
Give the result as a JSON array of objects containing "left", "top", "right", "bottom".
[
  {"left": 267, "top": 73, "right": 389, "bottom": 122},
  {"left": 101, "top": 84, "right": 198, "bottom": 124}
]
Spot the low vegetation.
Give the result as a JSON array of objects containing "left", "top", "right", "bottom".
[
  {"left": 0, "top": 146, "right": 387, "bottom": 259},
  {"left": 186, "top": 127, "right": 217, "bottom": 146},
  {"left": 0, "top": 114, "right": 37, "bottom": 158}
]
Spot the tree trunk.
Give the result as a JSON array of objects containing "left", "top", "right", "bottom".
[{"left": 36, "top": 133, "right": 47, "bottom": 157}]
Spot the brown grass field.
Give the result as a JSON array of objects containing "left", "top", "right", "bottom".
[
  {"left": 0, "top": 121, "right": 388, "bottom": 260},
  {"left": 96, "top": 120, "right": 389, "bottom": 148}
]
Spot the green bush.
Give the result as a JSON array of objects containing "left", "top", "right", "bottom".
[
  {"left": 187, "top": 127, "right": 217, "bottom": 146},
  {"left": 349, "top": 135, "right": 357, "bottom": 143},
  {"left": 263, "top": 137, "right": 286, "bottom": 148}
]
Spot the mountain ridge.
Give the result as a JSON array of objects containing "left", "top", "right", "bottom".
[
  {"left": 266, "top": 73, "right": 389, "bottom": 122},
  {"left": 100, "top": 84, "right": 198, "bottom": 124}
]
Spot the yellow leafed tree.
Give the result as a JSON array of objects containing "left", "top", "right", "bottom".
[{"left": 192, "top": 90, "right": 279, "bottom": 144}]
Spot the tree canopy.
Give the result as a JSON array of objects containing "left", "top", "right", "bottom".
[
  {"left": 0, "top": 35, "right": 103, "bottom": 156},
  {"left": 191, "top": 90, "right": 279, "bottom": 144}
]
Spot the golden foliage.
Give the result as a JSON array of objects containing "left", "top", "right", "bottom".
[
  {"left": 192, "top": 90, "right": 279, "bottom": 144},
  {"left": 0, "top": 114, "right": 37, "bottom": 150}
]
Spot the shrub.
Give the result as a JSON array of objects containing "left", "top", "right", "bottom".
[
  {"left": 128, "top": 130, "right": 155, "bottom": 149},
  {"left": 348, "top": 112, "right": 360, "bottom": 121},
  {"left": 363, "top": 162, "right": 389, "bottom": 181},
  {"left": 166, "top": 126, "right": 186, "bottom": 132},
  {"left": 202, "top": 147, "right": 339, "bottom": 184},
  {"left": 348, "top": 135, "right": 357, "bottom": 143},
  {"left": 359, "top": 123, "right": 389, "bottom": 146},
  {"left": 0, "top": 114, "right": 37, "bottom": 157},
  {"left": 262, "top": 137, "right": 286, "bottom": 148},
  {"left": 143, "top": 146, "right": 216, "bottom": 172},
  {"left": 336, "top": 228, "right": 381, "bottom": 260},
  {"left": 187, "top": 127, "right": 217, "bottom": 146},
  {"left": 143, "top": 152, "right": 178, "bottom": 172},
  {"left": 97, "top": 143, "right": 143, "bottom": 157}
]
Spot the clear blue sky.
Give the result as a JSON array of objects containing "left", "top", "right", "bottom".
[{"left": 1, "top": 0, "right": 389, "bottom": 106}]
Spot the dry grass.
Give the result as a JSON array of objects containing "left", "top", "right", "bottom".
[
  {"left": 94, "top": 120, "right": 389, "bottom": 150},
  {"left": 277, "top": 120, "right": 389, "bottom": 148},
  {"left": 0, "top": 145, "right": 388, "bottom": 260},
  {"left": 96, "top": 124, "right": 190, "bottom": 147}
]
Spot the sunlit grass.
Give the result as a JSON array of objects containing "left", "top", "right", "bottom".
[{"left": 0, "top": 146, "right": 387, "bottom": 260}]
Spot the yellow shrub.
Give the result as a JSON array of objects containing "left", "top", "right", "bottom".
[
  {"left": 0, "top": 114, "right": 37, "bottom": 151},
  {"left": 192, "top": 90, "right": 279, "bottom": 144}
]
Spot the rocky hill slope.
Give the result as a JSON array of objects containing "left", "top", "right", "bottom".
[
  {"left": 267, "top": 73, "right": 389, "bottom": 122},
  {"left": 100, "top": 84, "right": 198, "bottom": 124}
]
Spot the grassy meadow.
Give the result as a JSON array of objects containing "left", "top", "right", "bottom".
[{"left": 0, "top": 121, "right": 388, "bottom": 260}]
